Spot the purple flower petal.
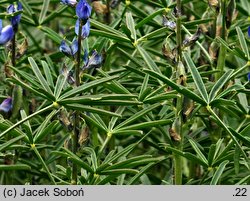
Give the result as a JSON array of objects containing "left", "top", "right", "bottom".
[
  {"left": 0, "top": 19, "right": 2, "bottom": 33},
  {"left": 83, "top": 49, "right": 89, "bottom": 65},
  {"left": 71, "top": 38, "right": 78, "bottom": 55},
  {"left": 248, "top": 26, "right": 250, "bottom": 38},
  {"left": 0, "top": 97, "right": 12, "bottom": 113},
  {"left": 76, "top": 0, "right": 92, "bottom": 21},
  {"left": 59, "top": 40, "right": 72, "bottom": 56},
  {"left": 7, "top": 2, "right": 22, "bottom": 31},
  {"left": 61, "top": 0, "right": 77, "bottom": 6},
  {"left": 83, "top": 50, "right": 102, "bottom": 69},
  {"left": 0, "top": 25, "right": 14, "bottom": 45},
  {"left": 75, "top": 19, "right": 90, "bottom": 39}
]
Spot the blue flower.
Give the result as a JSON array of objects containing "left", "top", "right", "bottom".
[
  {"left": 0, "top": 97, "right": 12, "bottom": 113},
  {"left": 248, "top": 26, "right": 250, "bottom": 38},
  {"left": 61, "top": 0, "right": 77, "bottom": 6},
  {"left": 7, "top": 2, "right": 22, "bottom": 31},
  {"left": 248, "top": 72, "right": 250, "bottom": 81},
  {"left": 0, "top": 20, "right": 14, "bottom": 45},
  {"left": 76, "top": 0, "right": 92, "bottom": 21},
  {"left": 59, "top": 38, "right": 78, "bottom": 57},
  {"left": 83, "top": 49, "right": 102, "bottom": 69},
  {"left": 75, "top": 19, "right": 90, "bottom": 38}
]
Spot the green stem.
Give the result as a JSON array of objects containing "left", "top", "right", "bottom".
[
  {"left": 105, "top": 0, "right": 111, "bottom": 24},
  {"left": 176, "top": 0, "right": 182, "bottom": 62},
  {"left": 32, "top": 145, "right": 56, "bottom": 184},
  {"left": 0, "top": 104, "right": 54, "bottom": 139},
  {"left": 98, "top": 133, "right": 112, "bottom": 156},
  {"left": 71, "top": 20, "right": 83, "bottom": 185},
  {"left": 215, "top": 0, "right": 227, "bottom": 80},
  {"left": 174, "top": 0, "right": 184, "bottom": 185}
]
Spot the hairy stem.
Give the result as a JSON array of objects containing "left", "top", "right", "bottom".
[
  {"left": 71, "top": 20, "right": 83, "bottom": 185},
  {"left": 11, "top": 34, "right": 16, "bottom": 66},
  {"left": 174, "top": 0, "right": 184, "bottom": 185},
  {"left": 215, "top": 0, "right": 227, "bottom": 80},
  {"left": 105, "top": 0, "right": 111, "bottom": 24}
]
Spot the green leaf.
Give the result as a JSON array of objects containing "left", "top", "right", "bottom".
[
  {"left": 165, "top": 146, "right": 208, "bottom": 167},
  {"left": 144, "top": 93, "right": 178, "bottom": 104},
  {"left": 82, "top": 147, "right": 98, "bottom": 172},
  {"left": 0, "top": 164, "right": 31, "bottom": 171},
  {"left": 7, "top": 76, "right": 49, "bottom": 100},
  {"left": 53, "top": 150, "right": 94, "bottom": 173},
  {"left": 209, "top": 70, "right": 233, "bottom": 102},
  {"left": 183, "top": 52, "right": 209, "bottom": 103},
  {"left": 188, "top": 138, "right": 208, "bottom": 165},
  {"left": 41, "top": 60, "right": 54, "bottom": 88},
  {"left": 64, "top": 104, "right": 122, "bottom": 117},
  {"left": 82, "top": 113, "right": 108, "bottom": 133},
  {"left": 34, "top": 110, "right": 58, "bottom": 143},
  {"left": 20, "top": 110, "right": 33, "bottom": 143},
  {"left": 20, "top": 0, "right": 39, "bottom": 25},
  {"left": 210, "top": 160, "right": 229, "bottom": 185},
  {"left": 116, "top": 119, "right": 172, "bottom": 131},
  {"left": 115, "top": 103, "right": 161, "bottom": 130},
  {"left": 127, "top": 162, "right": 156, "bottom": 185},
  {"left": 135, "top": 8, "right": 164, "bottom": 29},
  {"left": 100, "top": 169, "right": 139, "bottom": 175},
  {"left": 139, "top": 74, "right": 149, "bottom": 101},
  {"left": 236, "top": 27, "right": 250, "bottom": 59},
  {"left": 39, "top": 0, "right": 50, "bottom": 24},
  {"left": 54, "top": 74, "right": 67, "bottom": 100},
  {"left": 33, "top": 146, "right": 56, "bottom": 184},
  {"left": 40, "top": 26, "right": 64, "bottom": 44},
  {"left": 59, "top": 76, "right": 118, "bottom": 100},
  {"left": 28, "top": 57, "right": 53, "bottom": 96},
  {"left": 42, "top": 5, "right": 67, "bottom": 25},
  {"left": 0, "top": 135, "right": 25, "bottom": 152},
  {"left": 137, "top": 46, "right": 162, "bottom": 75},
  {"left": 126, "top": 12, "right": 137, "bottom": 41},
  {"left": 144, "top": 69, "right": 207, "bottom": 105},
  {"left": 97, "top": 69, "right": 131, "bottom": 94},
  {"left": 208, "top": 144, "right": 216, "bottom": 166}
]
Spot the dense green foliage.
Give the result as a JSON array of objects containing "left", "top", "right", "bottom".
[{"left": 0, "top": 0, "right": 250, "bottom": 185}]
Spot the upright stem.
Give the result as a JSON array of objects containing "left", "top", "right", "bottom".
[
  {"left": 215, "top": 0, "right": 227, "bottom": 81},
  {"left": 176, "top": 0, "right": 182, "bottom": 62},
  {"left": 72, "top": 20, "right": 83, "bottom": 185},
  {"left": 174, "top": 0, "right": 184, "bottom": 185},
  {"left": 105, "top": 0, "right": 111, "bottom": 24},
  {"left": 11, "top": 34, "right": 16, "bottom": 66}
]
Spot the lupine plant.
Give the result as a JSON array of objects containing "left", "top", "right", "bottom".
[{"left": 0, "top": 0, "right": 249, "bottom": 185}]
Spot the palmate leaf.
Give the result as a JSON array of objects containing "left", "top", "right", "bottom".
[
  {"left": 126, "top": 12, "right": 137, "bottom": 41},
  {"left": 210, "top": 160, "right": 229, "bottom": 185},
  {"left": 28, "top": 57, "right": 53, "bottom": 95},
  {"left": 58, "top": 75, "right": 119, "bottom": 100},
  {"left": 144, "top": 69, "right": 207, "bottom": 105},
  {"left": 236, "top": 27, "right": 250, "bottom": 60},
  {"left": 183, "top": 52, "right": 209, "bottom": 103},
  {"left": 39, "top": 0, "right": 50, "bottom": 24}
]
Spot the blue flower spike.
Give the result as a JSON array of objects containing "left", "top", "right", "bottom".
[
  {"left": 76, "top": 0, "right": 92, "bottom": 22},
  {"left": 0, "top": 20, "right": 14, "bottom": 45},
  {"left": 0, "top": 97, "right": 12, "bottom": 113},
  {"left": 7, "top": 2, "right": 22, "bottom": 31},
  {"left": 248, "top": 26, "right": 250, "bottom": 38},
  {"left": 75, "top": 19, "right": 90, "bottom": 39},
  {"left": 61, "top": 0, "right": 77, "bottom": 6},
  {"left": 83, "top": 50, "right": 102, "bottom": 70},
  {"left": 59, "top": 39, "right": 78, "bottom": 57}
]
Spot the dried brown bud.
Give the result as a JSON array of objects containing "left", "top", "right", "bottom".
[
  {"left": 169, "top": 127, "right": 181, "bottom": 142},
  {"left": 92, "top": 1, "right": 108, "bottom": 14}
]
